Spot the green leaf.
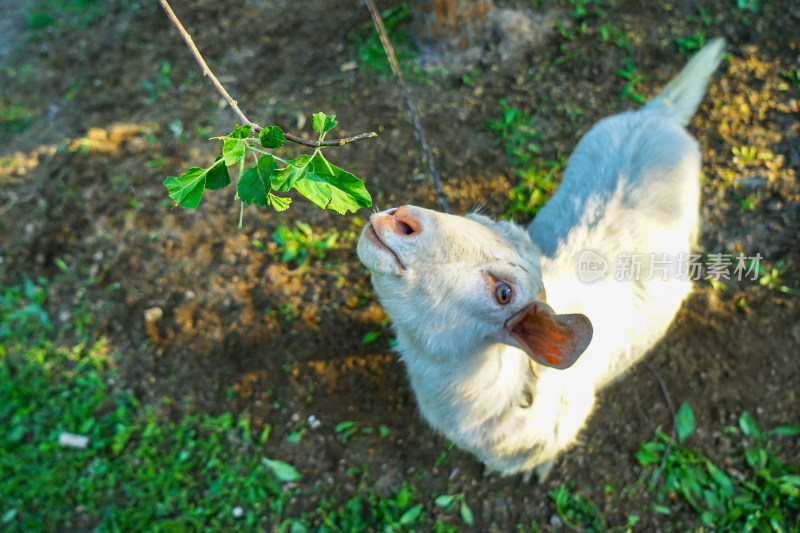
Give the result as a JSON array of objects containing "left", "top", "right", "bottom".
[
  {"left": 258, "top": 424, "right": 271, "bottom": 445},
  {"left": 272, "top": 155, "right": 311, "bottom": 192},
  {"left": 293, "top": 155, "right": 372, "bottom": 214},
  {"left": 205, "top": 157, "right": 231, "bottom": 190},
  {"left": 435, "top": 494, "right": 458, "bottom": 508},
  {"left": 635, "top": 441, "right": 663, "bottom": 466},
  {"left": 223, "top": 139, "right": 246, "bottom": 167},
  {"left": 739, "top": 411, "right": 761, "bottom": 439},
  {"left": 312, "top": 112, "right": 338, "bottom": 134},
  {"left": 676, "top": 402, "right": 695, "bottom": 444},
  {"left": 778, "top": 475, "right": 800, "bottom": 497},
  {"left": 652, "top": 504, "right": 671, "bottom": 515},
  {"left": 259, "top": 126, "right": 285, "bottom": 148},
  {"left": 2, "top": 509, "right": 18, "bottom": 524},
  {"left": 361, "top": 331, "right": 381, "bottom": 344},
  {"left": 54, "top": 257, "right": 69, "bottom": 272},
  {"left": 706, "top": 462, "right": 734, "bottom": 496},
  {"left": 222, "top": 125, "right": 251, "bottom": 166},
  {"left": 165, "top": 168, "right": 205, "bottom": 208},
  {"left": 164, "top": 160, "right": 229, "bottom": 209},
  {"left": 744, "top": 446, "right": 759, "bottom": 468},
  {"left": 335, "top": 421, "right": 357, "bottom": 434},
  {"left": 459, "top": 499, "right": 474, "bottom": 525},
  {"left": 268, "top": 193, "right": 292, "bottom": 212},
  {"left": 230, "top": 124, "right": 251, "bottom": 139},
  {"left": 262, "top": 458, "right": 300, "bottom": 482},
  {"left": 238, "top": 154, "right": 276, "bottom": 207},
  {"left": 399, "top": 504, "right": 423, "bottom": 526}
]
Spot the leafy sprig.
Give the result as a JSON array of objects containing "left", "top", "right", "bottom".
[
  {"left": 164, "top": 113, "right": 373, "bottom": 227},
  {"left": 158, "top": 0, "right": 376, "bottom": 226}
]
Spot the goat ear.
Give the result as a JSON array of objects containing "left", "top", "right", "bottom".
[{"left": 506, "top": 302, "right": 593, "bottom": 370}]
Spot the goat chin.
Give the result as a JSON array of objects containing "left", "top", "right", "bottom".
[{"left": 356, "top": 39, "right": 725, "bottom": 476}]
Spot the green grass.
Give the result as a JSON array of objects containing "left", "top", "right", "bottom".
[
  {"left": 272, "top": 220, "right": 341, "bottom": 267},
  {"left": 487, "top": 100, "right": 566, "bottom": 219},
  {"left": 487, "top": 102, "right": 565, "bottom": 218},
  {"left": 674, "top": 30, "right": 707, "bottom": 53},
  {"left": 0, "top": 98, "right": 34, "bottom": 134},
  {"left": 0, "top": 278, "right": 294, "bottom": 530},
  {"left": 348, "top": 3, "right": 415, "bottom": 76},
  {"left": 549, "top": 483, "right": 640, "bottom": 532},
  {"left": 487, "top": 99, "right": 543, "bottom": 170},
  {"left": 615, "top": 58, "right": 649, "bottom": 104},
  {"left": 25, "top": 0, "right": 149, "bottom": 37},
  {"left": 637, "top": 403, "right": 800, "bottom": 531}
]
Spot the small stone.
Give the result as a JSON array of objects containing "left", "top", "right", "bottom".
[
  {"left": 59, "top": 432, "right": 90, "bottom": 449},
  {"left": 232, "top": 506, "right": 243, "bottom": 519},
  {"left": 144, "top": 307, "right": 163, "bottom": 323}
]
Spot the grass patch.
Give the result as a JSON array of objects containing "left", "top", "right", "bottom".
[
  {"left": 0, "top": 278, "right": 294, "bottom": 531},
  {"left": 0, "top": 98, "right": 34, "bottom": 134},
  {"left": 272, "top": 221, "right": 341, "bottom": 267},
  {"left": 487, "top": 99, "right": 566, "bottom": 219},
  {"left": 549, "top": 482, "right": 640, "bottom": 532},
  {"left": 348, "top": 3, "right": 415, "bottom": 76},
  {"left": 637, "top": 403, "right": 800, "bottom": 531},
  {"left": 25, "top": 0, "right": 149, "bottom": 38}
]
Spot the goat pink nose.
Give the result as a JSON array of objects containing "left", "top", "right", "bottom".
[{"left": 391, "top": 206, "right": 421, "bottom": 236}]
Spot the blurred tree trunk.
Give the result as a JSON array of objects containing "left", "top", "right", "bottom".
[{"left": 411, "top": 0, "right": 494, "bottom": 62}]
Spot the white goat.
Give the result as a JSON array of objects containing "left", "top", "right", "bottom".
[{"left": 357, "top": 39, "right": 725, "bottom": 476}]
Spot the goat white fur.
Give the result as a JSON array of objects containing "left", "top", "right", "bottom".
[{"left": 357, "top": 39, "right": 725, "bottom": 475}]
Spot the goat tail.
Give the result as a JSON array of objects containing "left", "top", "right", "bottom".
[{"left": 644, "top": 38, "right": 725, "bottom": 126}]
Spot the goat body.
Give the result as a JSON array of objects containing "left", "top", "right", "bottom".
[{"left": 357, "top": 39, "right": 725, "bottom": 475}]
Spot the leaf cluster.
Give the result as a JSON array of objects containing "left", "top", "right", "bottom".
[{"left": 163, "top": 113, "right": 372, "bottom": 224}]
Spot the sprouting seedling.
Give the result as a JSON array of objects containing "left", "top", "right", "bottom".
[{"left": 434, "top": 492, "right": 474, "bottom": 526}]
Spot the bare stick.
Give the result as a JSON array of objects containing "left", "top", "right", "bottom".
[
  {"left": 158, "top": 0, "right": 376, "bottom": 148},
  {"left": 642, "top": 360, "right": 677, "bottom": 487},
  {"left": 285, "top": 131, "right": 377, "bottom": 147},
  {"left": 363, "top": 0, "right": 450, "bottom": 213}
]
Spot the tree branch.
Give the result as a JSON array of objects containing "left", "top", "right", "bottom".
[
  {"left": 284, "top": 131, "right": 377, "bottom": 147},
  {"left": 363, "top": 0, "right": 449, "bottom": 213},
  {"left": 158, "top": 0, "right": 376, "bottom": 148}
]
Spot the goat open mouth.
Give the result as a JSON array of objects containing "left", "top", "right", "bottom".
[{"left": 366, "top": 225, "right": 406, "bottom": 273}]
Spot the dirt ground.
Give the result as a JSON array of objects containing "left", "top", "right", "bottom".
[{"left": 1, "top": 0, "right": 798, "bottom": 529}]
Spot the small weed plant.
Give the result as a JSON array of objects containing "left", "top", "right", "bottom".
[
  {"left": 488, "top": 100, "right": 565, "bottom": 218},
  {"left": 637, "top": 402, "right": 800, "bottom": 531}
]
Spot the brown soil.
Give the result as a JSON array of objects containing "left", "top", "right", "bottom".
[{"left": 1, "top": 0, "right": 798, "bottom": 529}]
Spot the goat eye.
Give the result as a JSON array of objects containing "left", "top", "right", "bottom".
[{"left": 494, "top": 281, "right": 513, "bottom": 305}]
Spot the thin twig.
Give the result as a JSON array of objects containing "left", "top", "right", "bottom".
[
  {"left": 642, "top": 360, "right": 677, "bottom": 487},
  {"left": 363, "top": 0, "right": 450, "bottom": 213},
  {"left": 158, "top": 0, "right": 376, "bottom": 148},
  {"left": 284, "top": 131, "right": 377, "bottom": 147}
]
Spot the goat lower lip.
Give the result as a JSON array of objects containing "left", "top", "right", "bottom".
[{"left": 367, "top": 225, "right": 406, "bottom": 272}]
